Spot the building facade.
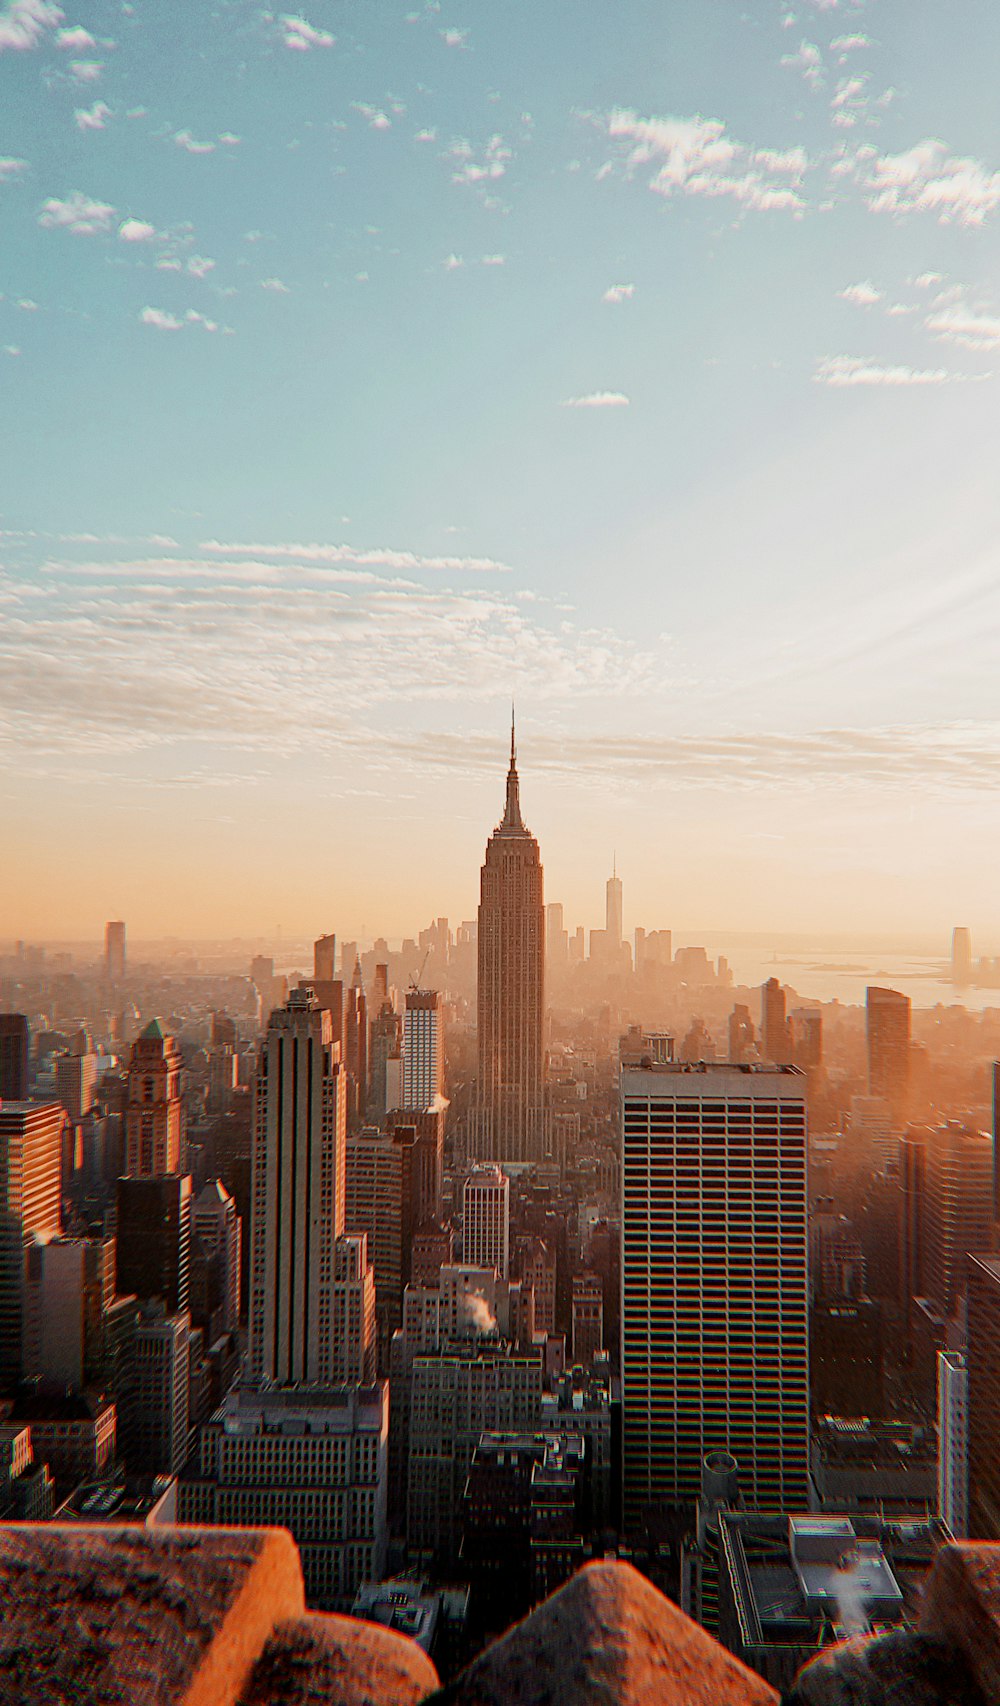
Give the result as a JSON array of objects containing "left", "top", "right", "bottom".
[
  {"left": 463, "top": 1164, "right": 510, "bottom": 1279},
  {"left": 937, "top": 1348, "right": 968, "bottom": 1539},
  {"left": 0, "top": 1100, "right": 63, "bottom": 1390},
  {"left": 179, "top": 1383, "right": 388, "bottom": 1609},
  {"left": 402, "top": 989, "right": 444, "bottom": 1112},
  {"left": 621, "top": 1063, "right": 810, "bottom": 1526},
  {"left": 967, "top": 1254, "right": 1000, "bottom": 1540}
]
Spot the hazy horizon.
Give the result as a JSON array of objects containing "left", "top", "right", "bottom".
[{"left": 5, "top": 0, "right": 1000, "bottom": 939}]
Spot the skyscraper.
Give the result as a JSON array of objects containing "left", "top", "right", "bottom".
[
  {"left": 249, "top": 988, "right": 349, "bottom": 1385},
  {"left": 621, "top": 1062, "right": 810, "bottom": 1523},
  {"left": 0, "top": 1101, "right": 63, "bottom": 1389},
  {"left": 938, "top": 1349, "right": 968, "bottom": 1539},
  {"left": 105, "top": 920, "right": 126, "bottom": 983},
  {"left": 0, "top": 1016, "right": 29, "bottom": 1101},
  {"left": 606, "top": 864, "right": 623, "bottom": 950},
  {"left": 476, "top": 716, "right": 546, "bottom": 1165},
  {"left": 314, "top": 933, "right": 337, "bottom": 982},
  {"left": 967, "top": 1254, "right": 1000, "bottom": 1539},
  {"left": 125, "top": 1019, "right": 184, "bottom": 1176},
  {"left": 866, "top": 986, "right": 911, "bottom": 1123},
  {"left": 761, "top": 979, "right": 791, "bottom": 1066},
  {"left": 116, "top": 1173, "right": 193, "bottom": 1315},
  {"left": 402, "top": 988, "right": 444, "bottom": 1111},
  {"left": 55, "top": 1029, "right": 98, "bottom": 1124},
  {"left": 922, "top": 1122, "right": 994, "bottom": 1319},
  {"left": 192, "top": 1179, "right": 242, "bottom": 1333}
]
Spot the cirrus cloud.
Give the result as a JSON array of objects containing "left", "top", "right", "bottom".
[{"left": 815, "top": 354, "right": 952, "bottom": 387}]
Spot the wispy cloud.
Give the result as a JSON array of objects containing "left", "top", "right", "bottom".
[
  {"left": 605, "top": 110, "right": 808, "bottom": 213},
  {"left": 38, "top": 189, "right": 115, "bottom": 235},
  {"left": 140, "top": 307, "right": 183, "bottom": 331},
  {"left": 199, "top": 539, "right": 514, "bottom": 573},
  {"left": 0, "top": 0, "right": 61, "bottom": 54},
  {"left": 815, "top": 354, "right": 952, "bottom": 387},
  {"left": 0, "top": 156, "right": 28, "bottom": 181},
  {"left": 353, "top": 102, "right": 391, "bottom": 130},
  {"left": 440, "top": 26, "right": 467, "bottom": 46},
  {"left": 118, "top": 217, "right": 155, "bottom": 242},
  {"left": 449, "top": 133, "right": 512, "bottom": 185},
  {"left": 839, "top": 280, "right": 882, "bottom": 306},
  {"left": 926, "top": 303, "right": 1000, "bottom": 351},
  {"left": 864, "top": 139, "right": 1000, "bottom": 226},
  {"left": 280, "top": 13, "right": 334, "bottom": 50},
  {"left": 781, "top": 40, "right": 824, "bottom": 90},
  {"left": 75, "top": 100, "right": 111, "bottom": 132},
  {"left": 261, "top": 276, "right": 290, "bottom": 292},
  {"left": 561, "top": 391, "right": 630, "bottom": 408},
  {"left": 55, "top": 23, "right": 93, "bottom": 49},
  {"left": 173, "top": 129, "right": 215, "bottom": 155},
  {"left": 603, "top": 283, "right": 635, "bottom": 304}
]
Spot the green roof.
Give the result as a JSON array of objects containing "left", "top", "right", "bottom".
[{"left": 140, "top": 1018, "right": 165, "bottom": 1041}]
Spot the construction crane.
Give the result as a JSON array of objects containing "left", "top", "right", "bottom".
[{"left": 409, "top": 949, "right": 430, "bottom": 993}]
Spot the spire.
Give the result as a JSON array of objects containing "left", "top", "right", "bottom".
[{"left": 500, "top": 706, "right": 525, "bottom": 833}]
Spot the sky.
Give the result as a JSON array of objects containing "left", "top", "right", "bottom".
[{"left": 3, "top": 0, "right": 1000, "bottom": 945}]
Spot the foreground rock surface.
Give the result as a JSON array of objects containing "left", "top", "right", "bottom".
[
  {"left": 238, "top": 1612, "right": 439, "bottom": 1706},
  {"left": 784, "top": 1629, "right": 986, "bottom": 1706},
  {"left": 430, "top": 1558, "right": 779, "bottom": 1706},
  {"left": 0, "top": 1524, "right": 304, "bottom": 1706},
  {"left": 920, "top": 1543, "right": 1000, "bottom": 1706}
]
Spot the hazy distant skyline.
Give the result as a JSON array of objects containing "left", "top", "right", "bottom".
[{"left": 4, "top": 0, "right": 1000, "bottom": 940}]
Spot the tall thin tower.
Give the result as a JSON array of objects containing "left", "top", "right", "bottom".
[
  {"left": 606, "top": 858, "right": 623, "bottom": 951},
  {"left": 476, "top": 714, "right": 546, "bottom": 1166}
]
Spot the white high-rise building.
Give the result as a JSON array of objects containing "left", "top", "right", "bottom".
[
  {"left": 402, "top": 989, "right": 443, "bottom": 1112},
  {"left": 249, "top": 989, "right": 348, "bottom": 1385},
  {"left": 463, "top": 1164, "right": 510, "bottom": 1279},
  {"left": 621, "top": 1062, "right": 810, "bottom": 1523},
  {"left": 938, "top": 1348, "right": 968, "bottom": 1538}
]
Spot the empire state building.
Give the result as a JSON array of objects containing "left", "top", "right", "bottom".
[{"left": 476, "top": 718, "right": 546, "bottom": 1166}]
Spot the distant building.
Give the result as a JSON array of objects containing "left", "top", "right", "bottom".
[
  {"left": 125, "top": 1019, "right": 184, "bottom": 1176},
  {"left": 476, "top": 718, "right": 546, "bottom": 1166},
  {"left": 105, "top": 920, "right": 126, "bottom": 983},
  {"left": 967, "top": 1254, "right": 1000, "bottom": 1539},
  {"left": 314, "top": 933, "right": 337, "bottom": 982},
  {"left": 866, "top": 987, "right": 911, "bottom": 1124},
  {"left": 572, "top": 1273, "right": 604, "bottom": 1368},
  {"left": 56, "top": 1030, "right": 99, "bottom": 1123},
  {"left": 116, "top": 1174, "right": 192, "bottom": 1316},
  {"left": 951, "top": 927, "right": 973, "bottom": 985},
  {"left": 408, "top": 1344, "right": 542, "bottom": 1567},
  {"left": 403, "top": 989, "right": 444, "bottom": 1111},
  {"left": 621, "top": 1064, "right": 810, "bottom": 1525},
  {"left": 0, "top": 1101, "right": 63, "bottom": 1388},
  {"left": 248, "top": 989, "right": 347, "bottom": 1385},
  {"left": 0, "top": 1015, "right": 30, "bottom": 1101},
  {"left": 922, "top": 1123, "right": 994, "bottom": 1319},
  {"left": 938, "top": 1349, "right": 968, "bottom": 1539},
  {"left": 810, "top": 1416, "right": 936, "bottom": 1515},
  {"left": 761, "top": 980, "right": 791, "bottom": 1066},
  {"left": 192, "top": 1179, "right": 241, "bottom": 1333},
  {"left": 463, "top": 1164, "right": 510, "bottom": 1279},
  {"left": 24, "top": 1234, "right": 116, "bottom": 1391},
  {"left": 606, "top": 868, "right": 623, "bottom": 950},
  {"left": 180, "top": 1383, "right": 388, "bottom": 1610},
  {"left": 123, "top": 1301, "right": 190, "bottom": 1477}
]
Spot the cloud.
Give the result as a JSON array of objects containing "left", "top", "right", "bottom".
[
  {"left": 55, "top": 22, "right": 92, "bottom": 48},
  {"left": 69, "top": 57, "right": 101, "bottom": 79},
  {"left": 353, "top": 102, "right": 391, "bottom": 130},
  {"left": 186, "top": 254, "right": 215, "bottom": 278},
  {"left": 603, "top": 283, "right": 635, "bottom": 303},
  {"left": 261, "top": 276, "right": 290, "bottom": 291},
  {"left": 185, "top": 309, "right": 217, "bottom": 331},
  {"left": 814, "top": 355, "right": 952, "bottom": 387},
  {"left": 281, "top": 13, "right": 333, "bottom": 50},
  {"left": 831, "top": 32, "right": 870, "bottom": 56},
  {"left": 173, "top": 129, "right": 215, "bottom": 154},
  {"left": 839, "top": 280, "right": 882, "bottom": 306},
  {"left": 605, "top": 110, "right": 808, "bottom": 213},
  {"left": 0, "top": 0, "right": 61, "bottom": 53},
  {"left": 118, "top": 216, "right": 155, "bottom": 241},
  {"left": 442, "top": 253, "right": 463, "bottom": 270},
  {"left": 926, "top": 304, "right": 1000, "bottom": 351},
  {"left": 140, "top": 307, "right": 183, "bottom": 330},
  {"left": 864, "top": 140, "right": 1000, "bottom": 226},
  {"left": 561, "top": 391, "right": 630, "bottom": 408},
  {"left": 0, "top": 156, "right": 28, "bottom": 180},
  {"left": 450, "top": 133, "right": 512, "bottom": 185},
  {"left": 481, "top": 253, "right": 505, "bottom": 266},
  {"left": 199, "top": 539, "right": 513, "bottom": 573},
  {"left": 781, "top": 40, "right": 824, "bottom": 90},
  {"left": 38, "top": 190, "right": 115, "bottom": 234},
  {"left": 440, "top": 26, "right": 467, "bottom": 46},
  {"left": 74, "top": 100, "right": 111, "bottom": 131}
]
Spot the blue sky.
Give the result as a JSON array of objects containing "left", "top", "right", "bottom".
[{"left": 3, "top": 0, "right": 1000, "bottom": 942}]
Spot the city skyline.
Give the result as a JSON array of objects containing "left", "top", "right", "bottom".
[{"left": 4, "top": 1, "right": 1000, "bottom": 939}]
